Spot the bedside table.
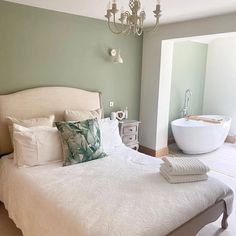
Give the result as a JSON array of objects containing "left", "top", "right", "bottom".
[{"left": 119, "top": 120, "right": 140, "bottom": 150}]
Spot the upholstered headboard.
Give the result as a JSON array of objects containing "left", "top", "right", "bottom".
[{"left": 0, "top": 87, "right": 102, "bottom": 155}]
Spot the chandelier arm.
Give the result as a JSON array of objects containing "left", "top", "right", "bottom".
[
  {"left": 136, "top": 22, "right": 143, "bottom": 36},
  {"left": 134, "top": 14, "right": 139, "bottom": 35},
  {"left": 135, "top": 16, "right": 144, "bottom": 36},
  {"left": 136, "top": 25, "right": 143, "bottom": 36},
  {"left": 144, "top": 15, "right": 161, "bottom": 33},
  {"left": 120, "top": 13, "right": 131, "bottom": 34},
  {"left": 119, "top": 11, "right": 130, "bottom": 34},
  {"left": 124, "top": 19, "right": 130, "bottom": 35},
  {"left": 107, "top": 19, "right": 123, "bottom": 34},
  {"left": 137, "top": 28, "right": 143, "bottom": 36},
  {"left": 125, "top": 23, "right": 132, "bottom": 35},
  {"left": 112, "top": 14, "right": 124, "bottom": 32},
  {"left": 117, "top": 12, "right": 129, "bottom": 34},
  {"left": 115, "top": 11, "right": 131, "bottom": 32},
  {"left": 122, "top": 25, "right": 130, "bottom": 34}
]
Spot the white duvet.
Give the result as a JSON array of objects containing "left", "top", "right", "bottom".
[{"left": 0, "top": 147, "right": 234, "bottom": 236}]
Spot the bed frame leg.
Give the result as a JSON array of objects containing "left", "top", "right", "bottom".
[{"left": 221, "top": 211, "right": 228, "bottom": 229}]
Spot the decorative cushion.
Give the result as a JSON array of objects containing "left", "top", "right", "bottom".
[
  {"left": 55, "top": 119, "right": 106, "bottom": 166},
  {"left": 13, "top": 124, "right": 63, "bottom": 167},
  {"left": 64, "top": 109, "right": 102, "bottom": 122},
  {"left": 7, "top": 115, "right": 55, "bottom": 144}
]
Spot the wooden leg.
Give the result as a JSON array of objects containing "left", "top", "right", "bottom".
[{"left": 221, "top": 211, "right": 229, "bottom": 229}]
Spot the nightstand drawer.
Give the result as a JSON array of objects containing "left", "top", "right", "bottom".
[
  {"left": 119, "top": 120, "right": 140, "bottom": 151},
  {"left": 123, "top": 125, "right": 137, "bottom": 135},
  {"left": 122, "top": 134, "right": 137, "bottom": 143}
]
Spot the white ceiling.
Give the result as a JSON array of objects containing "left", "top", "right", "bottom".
[{"left": 4, "top": 0, "right": 236, "bottom": 26}]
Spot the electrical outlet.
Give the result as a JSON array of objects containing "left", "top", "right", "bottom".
[{"left": 109, "top": 101, "right": 114, "bottom": 107}]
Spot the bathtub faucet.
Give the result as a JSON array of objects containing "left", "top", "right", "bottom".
[{"left": 181, "top": 89, "right": 192, "bottom": 117}]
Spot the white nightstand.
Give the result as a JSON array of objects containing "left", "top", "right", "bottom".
[{"left": 119, "top": 120, "right": 140, "bottom": 150}]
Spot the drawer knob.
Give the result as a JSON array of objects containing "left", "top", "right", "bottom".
[
  {"left": 130, "top": 129, "right": 133, "bottom": 131},
  {"left": 129, "top": 137, "right": 133, "bottom": 140}
]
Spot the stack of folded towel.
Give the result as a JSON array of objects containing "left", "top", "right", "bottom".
[{"left": 160, "top": 157, "right": 210, "bottom": 184}]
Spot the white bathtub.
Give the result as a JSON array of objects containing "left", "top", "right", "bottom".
[{"left": 171, "top": 115, "right": 231, "bottom": 154}]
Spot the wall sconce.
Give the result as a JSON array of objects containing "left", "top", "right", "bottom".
[{"left": 109, "top": 49, "right": 123, "bottom": 64}]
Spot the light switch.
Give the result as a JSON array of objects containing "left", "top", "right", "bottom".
[{"left": 109, "top": 101, "right": 114, "bottom": 107}]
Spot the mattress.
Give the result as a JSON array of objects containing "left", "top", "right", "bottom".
[{"left": 0, "top": 147, "right": 234, "bottom": 236}]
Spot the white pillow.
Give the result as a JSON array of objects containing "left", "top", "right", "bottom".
[
  {"left": 98, "top": 118, "right": 124, "bottom": 154},
  {"left": 64, "top": 109, "right": 102, "bottom": 122},
  {"left": 6, "top": 115, "right": 55, "bottom": 144},
  {"left": 13, "top": 124, "right": 63, "bottom": 167}
]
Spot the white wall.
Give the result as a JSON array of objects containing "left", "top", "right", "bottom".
[
  {"left": 203, "top": 36, "right": 236, "bottom": 136},
  {"left": 140, "top": 12, "right": 236, "bottom": 151}
]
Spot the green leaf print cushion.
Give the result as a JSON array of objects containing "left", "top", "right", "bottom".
[{"left": 55, "top": 119, "right": 107, "bottom": 166}]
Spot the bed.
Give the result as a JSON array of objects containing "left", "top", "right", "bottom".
[{"left": 0, "top": 87, "right": 234, "bottom": 236}]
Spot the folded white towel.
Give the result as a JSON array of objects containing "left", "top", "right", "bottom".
[
  {"left": 160, "top": 169, "right": 208, "bottom": 184},
  {"left": 161, "top": 157, "right": 210, "bottom": 176}
]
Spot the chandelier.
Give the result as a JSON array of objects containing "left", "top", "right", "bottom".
[{"left": 105, "top": 0, "right": 162, "bottom": 36}]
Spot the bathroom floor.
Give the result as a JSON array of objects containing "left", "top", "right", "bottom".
[
  {"left": 169, "top": 143, "right": 236, "bottom": 236},
  {"left": 0, "top": 143, "right": 236, "bottom": 236}
]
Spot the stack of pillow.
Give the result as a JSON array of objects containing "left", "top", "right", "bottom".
[
  {"left": 7, "top": 108, "right": 124, "bottom": 168},
  {"left": 7, "top": 115, "right": 58, "bottom": 167},
  {"left": 160, "top": 157, "right": 210, "bottom": 184}
]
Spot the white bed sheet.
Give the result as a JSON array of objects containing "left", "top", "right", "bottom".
[{"left": 0, "top": 147, "right": 234, "bottom": 236}]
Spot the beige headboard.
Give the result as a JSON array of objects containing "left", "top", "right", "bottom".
[{"left": 0, "top": 87, "right": 102, "bottom": 155}]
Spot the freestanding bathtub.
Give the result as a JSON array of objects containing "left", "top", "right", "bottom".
[{"left": 171, "top": 115, "right": 231, "bottom": 154}]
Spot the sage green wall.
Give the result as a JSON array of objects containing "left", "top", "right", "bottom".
[
  {"left": 168, "top": 41, "right": 208, "bottom": 137},
  {"left": 0, "top": 1, "right": 142, "bottom": 119}
]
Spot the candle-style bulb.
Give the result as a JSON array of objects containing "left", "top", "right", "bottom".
[
  {"left": 121, "top": 6, "right": 124, "bottom": 13},
  {"left": 156, "top": 0, "right": 160, "bottom": 5}
]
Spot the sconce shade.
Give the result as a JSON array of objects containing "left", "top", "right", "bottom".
[
  {"left": 111, "top": 49, "right": 123, "bottom": 64},
  {"left": 113, "top": 51, "right": 123, "bottom": 64}
]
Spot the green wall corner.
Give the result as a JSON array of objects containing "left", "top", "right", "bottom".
[{"left": 0, "top": 1, "right": 143, "bottom": 119}]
